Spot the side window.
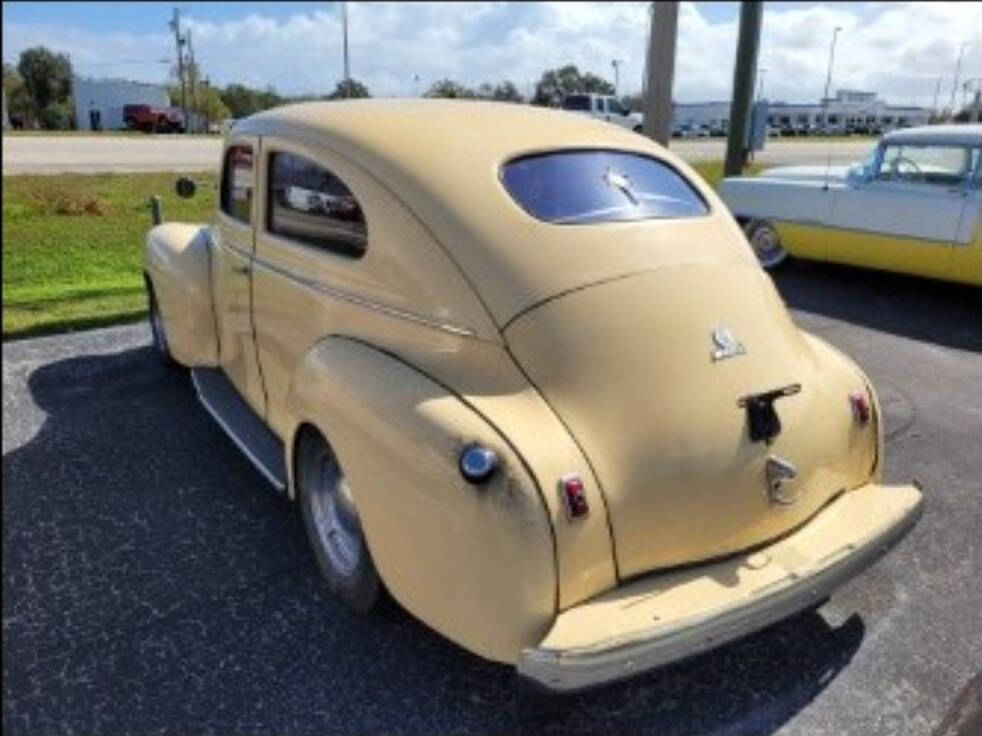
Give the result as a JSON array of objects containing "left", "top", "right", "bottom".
[
  {"left": 220, "top": 144, "right": 254, "bottom": 224},
  {"left": 876, "top": 144, "right": 973, "bottom": 187},
  {"left": 267, "top": 151, "right": 367, "bottom": 258}
]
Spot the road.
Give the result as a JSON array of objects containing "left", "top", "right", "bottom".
[
  {"left": 3, "top": 263, "right": 980, "bottom": 735},
  {"left": 1, "top": 133, "right": 874, "bottom": 174}
]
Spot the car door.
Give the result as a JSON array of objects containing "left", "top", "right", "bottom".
[
  {"left": 250, "top": 141, "right": 372, "bottom": 438},
  {"left": 212, "top": 138, "right": 266, "bottom": 415},
  {"left": 826, "top": 142, "right": 976, "bottom": 280}
]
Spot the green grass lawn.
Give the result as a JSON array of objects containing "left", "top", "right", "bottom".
[
  {"left": 2, "top": 172, "right": 217, "bottom": 339},
  {"left": 1, "top": 161, "right": 757, "bottom": 340}
]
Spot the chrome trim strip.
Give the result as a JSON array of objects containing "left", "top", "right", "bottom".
[
  {"left": 250, "top": 251, "right": 477, "bottom": 337},
  {"left": 191, "top": 370, "right": 286, "bottom": 492},
  {"left": 767, "top": 217, "right": 964, "bottom": 247},
  {"left": 517, "top": 491, "right": 923, "bottom": 693}
]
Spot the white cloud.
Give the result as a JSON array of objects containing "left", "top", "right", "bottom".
[{"left": 3, "top": 1, "right": 980, "bottom": 109}]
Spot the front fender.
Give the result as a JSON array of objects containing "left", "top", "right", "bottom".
[
  {"left": 284, "top": 336, "right": 556, "bottom": 664},
  {"left": 144, "top": 222, "right": 218, "bottom": 366}
]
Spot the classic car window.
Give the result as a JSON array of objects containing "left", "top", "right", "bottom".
[
  {"left": 875, "top": 144, "right": 974, "bottom": 187},
  {"left": 266, "top": 151, "right": 367, "bottom": 258},
  {"left": 221, "top": 145, "right": 254, "bottom": 224},
  {"left": 501, "top": 150, "right": 708, "bottom": 224}
]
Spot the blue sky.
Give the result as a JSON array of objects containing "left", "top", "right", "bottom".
[{"left": 3, "top": 2, "right": 979, "bottom": 108}]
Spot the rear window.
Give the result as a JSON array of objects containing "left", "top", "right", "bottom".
[
  {"left": 501, "top": 150, "right": 709, "bottom": 224},
  {"left": 562, "top": 95, "right": 591, "bottom": 111}
]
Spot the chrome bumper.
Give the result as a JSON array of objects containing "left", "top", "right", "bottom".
[{"left": 517, "top": 485, "right": 923, "bottom": 693}]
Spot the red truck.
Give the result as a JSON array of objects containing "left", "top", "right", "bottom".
[{"left": 123, "top": 104, "right": 185, "bottom": 133}]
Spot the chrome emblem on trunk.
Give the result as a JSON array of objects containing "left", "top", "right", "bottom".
[
  {"left": 765, "top": 455, "right": 800, "bottom": 505},
  {"left": 711, "top": 327, "right": 746, "bottom": 362}
]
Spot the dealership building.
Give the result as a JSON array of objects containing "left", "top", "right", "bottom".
[
  {"left": 73, "top": 77, "right": 171, "bottom": 131},
  {"left": 673, "top": 89, "right": 931, "bottom": 133}
]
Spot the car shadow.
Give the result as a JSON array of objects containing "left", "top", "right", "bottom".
[
  {"left": 771, "top": 261, "right": 982, "bottom": 353},
  {"left": 3, "top": 344, "right": 865, "bottom": 735}
]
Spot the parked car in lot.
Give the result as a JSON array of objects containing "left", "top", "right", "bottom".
[
  {"left": 144, "top": 100, "right": 923, "bottom": 691},
  {"left": 562, "top": 93, "right": 644, "bottom": 133},
  {"left": 719, "top": 124, "right": 982, "bottom": 284},
  {"left": 123, "top": 104, "right": 185, "bottom": 133}
]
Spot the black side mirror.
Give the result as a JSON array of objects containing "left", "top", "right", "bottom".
[{"left": 175, "top": 177, "right": 197, "bottom": 199}]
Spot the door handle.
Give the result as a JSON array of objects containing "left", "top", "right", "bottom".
[{"left": 233, "top": 263, "right": 251, "bottom": 275}]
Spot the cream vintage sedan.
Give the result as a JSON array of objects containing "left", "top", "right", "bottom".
[
  {"left": 144, "top": 100, "right": 922, "bottom": 692},
  {"left": 719, "top": 124, "right": 982, "bottom": 285}
]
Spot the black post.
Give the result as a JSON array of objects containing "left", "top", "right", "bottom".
[
  {"left": 725, "top": 1, "right": 763, "bottom": 176},
  {"left": 149, "top": 195, "right": 162, "bottom": 226}
]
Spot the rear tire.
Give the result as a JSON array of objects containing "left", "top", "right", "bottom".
[
  {"left": 744, "top": 219, "right": 789, "bottom": 270},
  {"left": 297, "top": 430, "right": 381, "bottom": 614}
]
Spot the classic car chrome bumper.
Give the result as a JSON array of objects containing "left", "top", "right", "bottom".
[{"left": 517, "top": 482, "right": 923, "bottom": 693}]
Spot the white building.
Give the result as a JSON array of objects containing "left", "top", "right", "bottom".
[
  {"left": 673, "top": 89, "right": 931, "bottom": 134},
  {"left": 73, "top": 77, "right": 170, "bottom": 131}
]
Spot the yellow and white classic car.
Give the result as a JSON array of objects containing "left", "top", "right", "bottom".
[
  {"left": 719, "top": 124, "right": 982, "bottom": 285},
  {"left": 144, "top": 100, "right": 922, "bottom": 692}
]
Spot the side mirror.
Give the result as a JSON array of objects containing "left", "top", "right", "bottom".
[{"left": 175, "top": 176, "right": 197, "bottom": 199}]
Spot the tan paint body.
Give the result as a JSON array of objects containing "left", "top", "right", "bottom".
[{"left": 144, "top": 100, "right": 921, "bottom": 670}]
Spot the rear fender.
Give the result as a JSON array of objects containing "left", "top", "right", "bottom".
[
  {"left": 144, "top": 223, "right": 219, "bottom": 366},
  {"left": 283, "top": 336, "right": 557, "bottom": 663}
]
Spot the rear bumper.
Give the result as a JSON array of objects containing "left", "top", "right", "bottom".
[{"left": 517, "top": 482, "right": 923, "bottom": 693}]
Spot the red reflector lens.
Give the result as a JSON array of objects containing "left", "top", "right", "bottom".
[
  {"left": 850, "top": 391, "right": 871, "bottom": 425},
  {"left": 561, "top": 475, "right": 589, "bottom": 520}
]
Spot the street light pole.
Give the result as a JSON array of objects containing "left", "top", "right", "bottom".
[
  {"left": 949, "top": 41, "right": 968, "bottom": 119},
  {"left": 342, "top": 1, "right": 350, "bottom": 94},
  {"left": 821, "top": 26, "right": 842, "bottom": 134},
  {"left": 611, "top": 59, "right": 624, "bottom": 97}
]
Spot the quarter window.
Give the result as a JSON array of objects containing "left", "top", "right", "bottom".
[
  {"left": 221, "top": 145, "right": 254, "bottom": 224},
  {"left": 267, "top": 152, "right": 367, "bottom": 258}
]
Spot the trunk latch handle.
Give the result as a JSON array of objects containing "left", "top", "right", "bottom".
[{"left": 737, "top": 383, "right": 802, "bottom": 445}]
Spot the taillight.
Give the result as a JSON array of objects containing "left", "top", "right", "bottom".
[
  {"left": 560, "top": 475, "right": 589, "bottom": 520},
  {"left": 850, "top": 390, "right": 871, "bottom": 426}
]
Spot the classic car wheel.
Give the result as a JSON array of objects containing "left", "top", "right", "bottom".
[
  {"left": 297, "top": 431, "right": 381, "bottom": 613},
  {"left": 147, "top": 282, "right": 174, "bottom": 364},
  {"left": 744, "top": 219, "right": 789, "bottom": 270}
]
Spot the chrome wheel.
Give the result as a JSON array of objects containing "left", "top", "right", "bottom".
[
  {"left": 745, "top": 220, "right": 788, "bottom": 269},
  {"left": 308, "top": 456, "right": 362, "bottom": 578},
  {"left": 298, "top": 431, "right": 381, "bottom": 612}
]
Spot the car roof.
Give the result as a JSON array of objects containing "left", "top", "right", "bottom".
[
  {"left": 882, "top": 124, "right": 982, "bottom": 147},
  {"left": 232, "top": 99, "right": 730, "bottom": 326}
]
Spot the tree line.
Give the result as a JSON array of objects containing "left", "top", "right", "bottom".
[{"left": 3, "top": 45, "right": 644, "bottom": 130}]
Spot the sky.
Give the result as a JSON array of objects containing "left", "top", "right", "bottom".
[{"left": 2, "top": 1, "right": 980, "bottom": 109}]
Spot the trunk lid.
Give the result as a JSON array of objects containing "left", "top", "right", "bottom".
[{"left": 505, "top": 264, "right": 875, "bottom": 579}]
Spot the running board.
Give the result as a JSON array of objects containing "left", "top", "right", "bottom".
[{"left": 191, "top": 368, "right": 286, "bottom": 492}]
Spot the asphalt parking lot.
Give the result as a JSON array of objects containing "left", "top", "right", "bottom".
[{"left": 3, "top": 263, "right": 981, "bottom": 735}]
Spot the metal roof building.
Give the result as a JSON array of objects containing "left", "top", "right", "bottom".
[{"left": 73, "top": 77, "right": 170, "bottom": 131}]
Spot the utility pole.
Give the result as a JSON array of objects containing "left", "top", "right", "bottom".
[
  {"left": 932, "top": 76, "right": 942, "bottom": 120},
  {"left": 642, "top": 1, "right": 678, "bottom": 146},
  {"left": 724, "top": 1, "right": 763, "bottom": 176},
  {"left": 187, "top": 28, "right": 196, "bottom": 134},
  {"left": 949, "top": 41, "right": 967, "bottom": 119},
  {"left": 342, "top": 1, "right": 351, "bottom": 94},
  {"left": 169, "top": 8, "right": 187, "bottom": 131},
  {"left": 756, "top": 67, "right": 767, "bottom": 101}
]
